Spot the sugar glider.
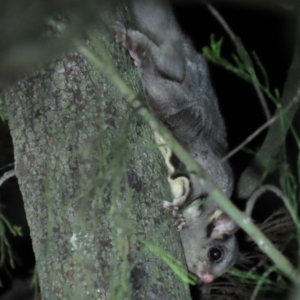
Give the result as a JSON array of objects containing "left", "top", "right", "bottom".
[{"left": 115, "top": 0, "right": 239, "bottom": 284}]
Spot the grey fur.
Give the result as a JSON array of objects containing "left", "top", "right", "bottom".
[{"left": 116, "top": 0, "right": 239, "bottom": 283}]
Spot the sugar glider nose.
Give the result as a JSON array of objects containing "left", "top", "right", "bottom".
[{"left": 199, "top": 272, "right": 214, "bottom": 284}]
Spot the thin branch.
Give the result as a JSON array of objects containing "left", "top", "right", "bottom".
[
  {"left": 0, "top": 169, "right": 15, "bottom": 186},
  {"left": 245, "top": 185, "right": 299, "bottom": 228},
  {"left": 206, "top": 3, "right": 271, "bottom": 120},
  {"left": 250, "top": 266, "right": 277, "bottom": 300},
  {"left": 219, "top": 88, "right": 300, "bottom": 165},
  {"left": 78, "top": 33, "right": 299, "bottom": 283},
  {"left": 206, "top": 3, "right": 237, "bottom": 42},
  {"left": 237, "top": 5, "right": 300, "bottom": 199},
  {"left": 0, "top": 163, "right": 14, "bottom": 172}
]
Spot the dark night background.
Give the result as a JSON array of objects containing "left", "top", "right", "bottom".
[
  {"left": 0, "top": 1, "right": 297, "bottom": 298},
  {"left": 174, "top": 4, "right": 297, "bottom": 298},
  {"left": 174, "top": 2, "right": 296, "bottom": 178}
]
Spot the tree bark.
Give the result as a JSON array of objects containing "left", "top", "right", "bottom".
[{"left": 2, "top": 11, "right": 190, "bottom": 300}]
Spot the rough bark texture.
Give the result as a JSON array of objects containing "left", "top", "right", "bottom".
[{"left": 2, "top": 16, "right": 190, "bottom": 300}]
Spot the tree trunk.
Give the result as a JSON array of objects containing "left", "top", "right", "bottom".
[{"left": 2, "top": 11, "right": 190, "bottom": 300}]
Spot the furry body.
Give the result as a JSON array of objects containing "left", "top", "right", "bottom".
[{"left": 116, "top": 0, "right": 239, "bottom": 283}]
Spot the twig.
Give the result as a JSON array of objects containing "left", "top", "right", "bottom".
[
  {"left": 78, "top": 34, "right": 299, "bottom": 283},
  {"left": 250, "top": 266, "right": 277, "bottom": 300},
  {"left": 206, "top": 3, "right": 271, "bottom": 120},
  {"left": 245, "top": 185, "right": 299, "bottom": 228},
  {"left": 206, "top": 3, "right": 237, "bottom": 42},
  {"left": 0, "top": 163, "right": 14, "bottom": 172},
  {"left": 219, "top": 88, "right": 300, "bottom": 164},
  {"left": 0, "top": 169, "right": 15, "bottom": 186},
  {"left": 237, "top": 4, "right": 300, "bottom": 199}
]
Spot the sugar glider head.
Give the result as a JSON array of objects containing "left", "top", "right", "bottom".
[{"left": 180, "top": 205, "right": 239, "bottom": 284}]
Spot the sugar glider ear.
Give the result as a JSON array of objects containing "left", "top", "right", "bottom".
[{"left": 211, "top": 210, "right": 239, "bottom": 237}]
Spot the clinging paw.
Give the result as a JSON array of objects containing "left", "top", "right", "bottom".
[
  {"left": 174, "top": 214, "right": 186, "bottom": 231},
  {"left": 115, "top": 22, "right": 126, "bottom": 44},
  {"left": 115, "top": 22, "right": 145, "bottom": 67},
  {"left": 163, "top": 202, "right": 186, "bottom": 230}
]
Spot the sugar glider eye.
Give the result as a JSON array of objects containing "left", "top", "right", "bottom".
[{"left": 208, "top": 247, "right": 223, "bottom": 263}]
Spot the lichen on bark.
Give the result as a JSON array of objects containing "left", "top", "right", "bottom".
[{"left": 2, "top": 12, "right": 190, "bottom": 300}]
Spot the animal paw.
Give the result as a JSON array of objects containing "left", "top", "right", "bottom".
[
  {"left": 115, "top": 22, "right": 142, "bottom": 67},
  {"left": 174, "top": 214, "right": 186, "bottom": 231},
  {"left": 115, "top": 22, "right": 126, "bottom": 44}
]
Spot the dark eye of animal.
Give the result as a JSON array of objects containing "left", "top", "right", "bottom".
[{"left": 208, "top": 247, "right": 223, "bottom": 263}]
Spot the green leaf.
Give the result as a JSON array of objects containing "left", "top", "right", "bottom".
[{"left": 140, "top": 239, "right": 197, "bottom": 285}]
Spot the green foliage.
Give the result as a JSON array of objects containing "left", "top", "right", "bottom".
[
  {"left": 0, "top": 213, "right": 22, "bottom": 274},
  {"left": 141, "top": 240, "right": 197, "bottom": 285},
  {"left": 202, "top": 34, "right": 280, "bottom": 104},
  {"left": 31, "top": 268, "right": 41, "bottom": 300},
  {"left": 203, "top": 34, "right": 300, "bottom": 300}
]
